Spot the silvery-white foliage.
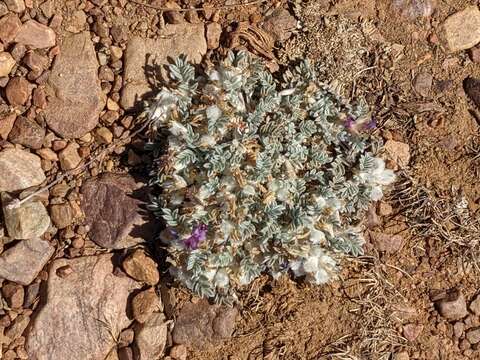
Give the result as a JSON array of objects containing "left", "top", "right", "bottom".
[{"left": 145, "top": 52, "right": 395, "bottom": 304}]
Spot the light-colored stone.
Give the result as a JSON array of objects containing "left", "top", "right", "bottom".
[
  {"left": 123, "top": 250, "right": 159, "bottom": 285},
  {"left": 45, "top": 32, "right": 104, "bottom": 138},
  {"left": 169, "top": 345, "right": 187, "bottom": 360},
  {"left": 0, "top": 14, "right": 21, "bottom": 44},
  {"left": 4, "top": 0, "right": 25, "bottom": 13},
  {"left": 121, "top": 24, "right": 206, "bottom": 109},
  {"left": 0, "top": 52, "right": 15, "bottom": 77},
  {"left": 384, "top": 140, "right": 410, "bottom": 169},
  {"left": 206, "top": 22, "right": 222, "bottom": 49},
  {"left": 26, "top": 254, "right": 142, "bottom": 360},
  {"left": 0, "top": 238, "right": 54, "bottom": 285},
  {"left": 0, "top": 149, "right": 45, "bottom": 192},
  {"left": 15, "top": 20, "right": 56, "bottom": 49},
  {"left": 58, "top": 142, "right": 81, "bottom": 170},
  {"left": 470, "top": 294, "right": 480, "bottom": 316},
  {"left": 133, "top": 313, "right": 168, "bottom": 360},
  {"left": 2, "top": 193, "right": 50, "bottom": 240},
  {"left": 370, "top": 232, "right": 404, "bottom": 253},
  {"left": 49, "top": 203, "right": 74, "bottom": 229},
  {"left": 94, "top": 127, "right": 113, "bottom": 144},
  {"left": 0, "top": 114, "right": 16, "bottom": 140},
  {"left": 442, "top": 6, "right": 480, "bottom": 52}
]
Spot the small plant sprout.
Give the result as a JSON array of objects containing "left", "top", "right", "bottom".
[{"left": 145, "top": 52, "right": 395, "bottom": 304}]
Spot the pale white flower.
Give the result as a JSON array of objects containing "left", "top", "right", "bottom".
[
  {"left": 199, "top": 134, "right": 217, "bottom": 147},
  {"left": 290, "top": 246, "right": 337, "bottom": 285},
  {"left": 309, "top": 228, "right": 326, "bottom": 244},
  {"left": 213, "top": 269, "right": 230, "bottom": 288}
]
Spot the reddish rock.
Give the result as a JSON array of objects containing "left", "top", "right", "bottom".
[
  {"left": 464, "top": 77, "right": 480, "bottom": 110},
  {"left": 32, "top": 87, "right": 47, "bottom": 108},
  {"left": 0, "top": 14, "right": 21, "bottom": 44},
  {"left": 23, "top": 51, "right": 49, "bottom": 72},
  {"left": 436, "top": 291, "right": 468, "bottom": 320},
  {"left": 403, "top": 323, "right": 423, "bottom": 342},
  {"left": 80, "top": 173, "right": 155, "bottom": 249},
  {"left": 8, "top": 116, "right": 45, "bottom": 149},
  {"left": 206, "top": 22, "right": 222, "bottom": 49},
  {"left": 45, "top": 32, "right": 104, "bottom": 138},
  {"left": 469, "top": 46, "right": 480, "bottom": 63},
  {"left": 2, "top": 283, "right": 25, "bottom": 309},
  {"left": 133, "top": 313, "right": 168, "bottom": 360},
  {"left": 4, "top": 0, "right": 25, "bottom": 13},
  {"left": 384, "top": 140, "right": 410, "bottom": 169},
  {"left": 0, "top": 113, "right": 16, "bottom": 140},
  {"left": 15, "top": 20, "right": 56, "bottom": 49},
  {"left": 370, "top": 232, "right": 404, "bottom": 253},
  {"left": 164, "top": 1, "right": 184, "bottom": 24},
  {"left": 413, "top": 72, "right": 433, "bottom": 97},
  {"left": 172, "top": 300, "right": 238, "bottom": 347},
  {"left": 0, "top": 238, "right": 54, "bottom": 285},
  {"left": 25, "top": 254, "right": 142, "bottom": 360},
  {"left": 118, "top": 347, "right": 133, "bottom": 360},
  {"left": 6, "top": 77, "right": 31, "bottom": 106},
  {"left": 170, "top": 345, "right": 187, "bottom": 360}
]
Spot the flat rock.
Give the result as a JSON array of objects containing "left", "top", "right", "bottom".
[
  {"left": 0, "top": 238, "right": 54, "bottom": 285},
  {"left": 133, "top": 313, "right": 168, "bottom": 360},
  {"left": 15, "top": 20, "right": 56, "bottom": 49},
  {"left": 49, "top": 203, "right": 74, "bottom": 229},
  {"left": 172, "top": 299, "right": 238, "bottom": 348},
  {"left": 5, "top": 77, "right": 30, "bottom": 106},
  {"left": 8, "top": 116, "right": 45, "bottom": 149},
  {"left": 81, "top": 173, "right": 154, "bottom": 249},
  {"left": 45, "top": 32, "right": 104, "bottom": 138},
  {"left": 384, "top": 140, "right": 410, "bottom": 169},
  {"left": 260, "top": 7, "right": 297, "bottom": 42},
  {"left": 26, "top": 254, "right": 142, "bottom": 360},
  {"left": 0, "top": 113, "right": 16, "bottom": 140},
  {"left": 0, "top": 148, "right": 45, "bottom": 192},
  {"left": 442, "top": 6, "right": 480, "bottom": 52},
  {"left": 2, "top": 193, "right": 50, "bottom": 240},
  {"left": 370, "top": 232, "right": 404, "bottom": 253},
  {"left": 121, "top": 24, "right": 206, "bottom": 109}
]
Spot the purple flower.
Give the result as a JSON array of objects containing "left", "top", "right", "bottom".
[
  {"left": 344, "top": 116, "right": 355, "bottom": 129},
  {"left": 168, "top": 228, "right": 179, "bottom": 239},
  {"left": 184, "top": 223, "right": 208, "bottom": 250},
  {"left": 363, "top": 117, "right": 377, "bottom": 130}
]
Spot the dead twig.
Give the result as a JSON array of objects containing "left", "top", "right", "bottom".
[{"left": 129, "top": 0, "right": 268, "bottom": 12}]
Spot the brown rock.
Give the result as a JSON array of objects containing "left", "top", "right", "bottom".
[
  {"left": 436, "top": 291, "right": 468, "bottom": 320},
  {"left": 0, "top": 14, "right": 21, "bottom": 44},
  {"left": 466, "top": 328, "right": 480, "bottom": 344},
  {"left": 132, "top": 287, "right": 161, "bottom": 323},
  {"left": 384, "top": 140, "right": 410, "bottom": 169},
  {"left": 25, "top": 254, "right": 142, "bottom": 360},
  {"left": 6, "top": 77, "right": 31, "bottom": 106},
  {"left": 2, "top": 283, "right": 24, "bottom": 309},
  {"left": 0, "top": 113, "right": 16, "bottom": 140},
  {"left": 123, "top": 250, "right": 159, "bottom": 285},
  {"left": 55, "top": 265, "right": 73, "bottom": 278},
  {"left": 260, "top": 8, "right": 296, "bottom": 42},
  {"left": 94, "top": 127, "right": 113, "bottom": 144},
  {"left": 32, "top": 87, "right": 47, "bottom": 108},
  {"left": 172, "top": 300, "right": 238, "bottom": 347},
  {"left": 413, "top": 72, "right": 433, "bottom": 97},
  {"left": 58, "top": 142, "right": 81, "bottom": 170},
  {"left": 118, "top": 329, "right": 134, "bottom": 347},
  {"left": 110, "top": 25, "right": 128, "bottom": 43},
  {"left": 23, "top": 51, "right": 48, "bottom": 73},
  {"left": 206, "top": 22, "right": 222, "bottom": 49},
  {"left": 370, "top": 232, "right": 404, "bottom": 253},
  {"left": 470, "top": 294, "right": 480, "bottom": 316},
  {"left": 24, "top": 282, "right": 41, "bottom": 308},
  {"left": 6, "top": 315, "right": 29, "bottom": 342},
  {"left": 4, "top": 0, "right": 25, "bottom": 13},
  {"left": 80, "top": 173, "right": 155, "bottom": 249},
  {"left": 133, "top": 313, "right": 168, "bottom": 360},
  {"left": 169, "top": 345, "right": 187, "bottom": 360},
  {"left": 0, "top": 148, "right": 45, "bottom": 192},
  {"left": 442, "top": 6, "right": 480, "bottom": 52},
  {"left": 15, "top": 20, "right": 56, "bottom": 49},
  {"left": 164, "top": 1, "right": 184, "bottom": 24},
  {"left": 403, "top": 323, "right": 423, "bottom": 342},
  {"left": 2, "top": 193, "right": 51, "bottom": 240},
  {"left": 454, "top": 322, "right": 465, "bottom": 338},
  {"left": 393, "top": 352, "right": 409, "bottom": 360},
  {"left": 121, "top": 24, "right": 206, "bottom": 109},
  {"left": 0, "top": 52, "right": 15, "bottom": 77},
  {"left": 36, "top": 148, "right": 57, "bottom": 161},
  {"left": 0, "top": 2, "right": 7, "bottom": 16},
  {"left": 8, "top": 116, "right": 45, "bottom": 149},
  {"left": 45, "top": 32, "right": 104, "bottom": 139},
  {"left": 49, "top": 203, "right": 74, "bottom": 229},
  {"left": 469, "top": 46, "right": 480, "bottom": 63},
  {"left": 118, "top": 347, "right": 133, "bottom": 360},
  {"left": 464, "top": 77, "right": 480, "bottom": 110},
  {"left": 65, "top": 10, "right": 86, "bottom": 34}
]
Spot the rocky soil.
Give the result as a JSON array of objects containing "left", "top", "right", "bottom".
[{"left": 0, "top": 0, "right": 480, "bottom": 359}]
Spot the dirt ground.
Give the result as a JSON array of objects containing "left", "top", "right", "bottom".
[{"left": 175, "top": 0, "right": 480, "bottom": 359}]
